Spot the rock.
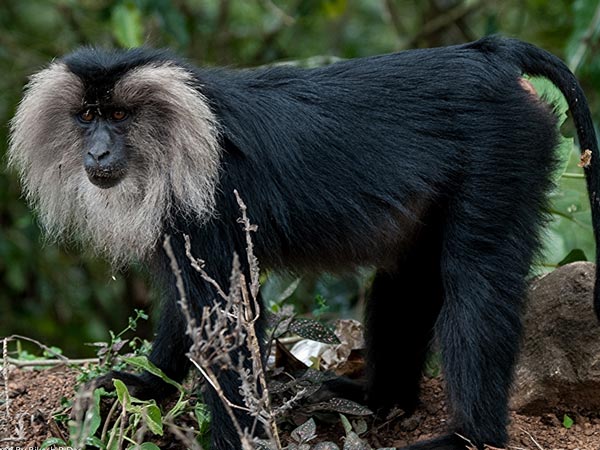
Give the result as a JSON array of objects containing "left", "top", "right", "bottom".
[{"left": 511, "top": 262, "right": 600, "bottom": 414}]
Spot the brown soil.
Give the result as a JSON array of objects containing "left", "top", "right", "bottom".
[
  {"left": 0, "top": 366, "right": 78, "bottom": 445},
  {"left": 1, "top": 366, "right": 599, "bottom": 449}
]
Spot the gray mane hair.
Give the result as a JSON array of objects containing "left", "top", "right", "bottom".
[{"left": 8, "top": 61, "right": 222, "bottom": 266}]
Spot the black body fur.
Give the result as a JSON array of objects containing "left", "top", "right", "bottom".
[{"left": 61, "top": 37, "right": 599, "bottom": 449}]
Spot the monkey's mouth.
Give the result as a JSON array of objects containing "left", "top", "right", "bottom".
[{"left": 85, "top": 167, "right": 126, "bottom": 189}]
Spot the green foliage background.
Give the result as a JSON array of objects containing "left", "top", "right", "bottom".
[{"left": 0, "top": 0, "right": 599, "bottom": 356}]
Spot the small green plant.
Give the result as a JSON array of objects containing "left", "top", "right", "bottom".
[
  {"left": 78, "top": 309, "right": 151, "bottom": 383},
  {"left": 42, "top": 381, "right": 166, "bottom": 449},
  {"left": 36, "top": 310, "right": 213, "bottom": 450},
  {"left": 424, "top": 351, "right": 442, "bottom": 378},
  {"left": 42, "top": 357, "right": 200, "bottom": 449},
  {"left": 563, "top": 414, "right": 574, "bottom": 429},
  {"left": 339, "top": 414, "right": 370, "bottom": 450},
  {"left": 312, "top": 294, "right": 331, "bottom": 317}
]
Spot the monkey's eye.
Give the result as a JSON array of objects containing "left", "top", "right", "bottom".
[
  {"left": 111, "top": 110, "right": 128, "bottom": 121},
  {"left": 78, "top": 110, "right": 95, "bottom": 123}
]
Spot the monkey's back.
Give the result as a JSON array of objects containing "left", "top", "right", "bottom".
[{"left": 196, "top": 39, "right": 558, "bottom": 271}]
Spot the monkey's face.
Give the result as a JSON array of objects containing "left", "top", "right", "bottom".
[
  {"left": 77, "top": 106, "right": 130, "bottom": 188},
  {"left": 9, "top": 53, "right": 222, "bottom": 264}
]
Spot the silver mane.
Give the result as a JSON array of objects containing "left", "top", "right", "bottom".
[{"left": 8, "top": 61, "right": 222, "bottom": 266}]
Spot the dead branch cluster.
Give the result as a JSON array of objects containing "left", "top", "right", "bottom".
[{"left": 164, "top": 190, "right": 280, "bottom": 450}]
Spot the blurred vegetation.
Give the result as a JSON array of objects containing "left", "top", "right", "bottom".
[{"left": 0, "top": 0, "right": 599, "bottom": 356}]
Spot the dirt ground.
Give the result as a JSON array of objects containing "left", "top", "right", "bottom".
[{"left": 1, "top": 366, "right": 599, "bottom": 449}]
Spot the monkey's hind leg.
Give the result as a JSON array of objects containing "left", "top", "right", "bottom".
[
  {"left": 410, "top": 186, "right": 547, "bottom": 449},
  {"left": 366, "top": 221, "right": 444, "bottom": 416}
]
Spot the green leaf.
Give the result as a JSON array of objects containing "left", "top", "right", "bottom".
[
  {"left": 122, "top": 356, "right": 184, "bottom": 392},
  {"left": 563, "top": 414, "right": 574, "bottom": 429},
  {"left": 277, "top": 277, "right": 302, "bottom": 303},
  {"left": 111, "top": 2, "right": 144, "bottom": 48},
  {"left": 290, "top": 418, "right": 317, "bottom": 444},
  {"left": 40, "top": 438, "right": 68, "bottom": 449},
  {"left": 88, "top": 387, "right": 104, "bottom": 436},
  {"left": 339, "top": 414, "right": 375, "bottom": 449},
  {"left": 136, "top": 444, "right": 161, "bottom": 450},
  {"left": 107, "top": 433, "right": 120, "bottom": 450},
  {"left": 312, "top": 443, "right": 340, "bottom": 450},
  {"left": 309, "top": 398, "right": 372, "bottom": 416},
  {"left": 69, "top": 386, "right": 103, "bottom": 441},
  {"left": 85, "top": 436, "right": 106, "bottom": 449},
  {"left": 165, "top": 396, "right": 189, "bottom": 418},
  {"left": 529, "top": 76, "right": 569, "bottom": 125},
  {"left": 193, "top": 402, "right": 212, "bottom": 449},
  {"left": 424, "top": 351, "right": 442, "bottom": 378},
  {"left": 352, "top": 418, "right": 368, "bottom": 435},
  {"left": 143, "top": 403, "right": 163, "bottom": 435},
  {"left": 289, "top": 318, "right": 340, "bottom": 344},
  {"left": 527, "top": 76, "right": 574, "bottom": 183},
  {"left": 255, "top": 440, "right": 279, "bottom": 450},
  {"left": 194, "top": 403, "right": 211, "bottom": 435},
  {"left": 343, "top": 431, "right": 369, "bottom": 450},
  {"left": 558, "top": 248, "right": 588, "bottom": 266},
  {"left": 114, "top": 378, "right": 131, "bottom": 407},
  {"left": 313, "top": 294, "right": 330, "bottom": 317},
  {"left": 339, "top": 413, "right": 352, "bottom": 434}
]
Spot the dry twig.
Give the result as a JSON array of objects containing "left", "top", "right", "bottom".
[
  {"left": 517, "top": 427, "right": 545, "bottom": 450},
  {"left": 3, "top": 337, "right": 9, "bottom": 419},
  {"left": 162, "top": 191, "right": 281, "bottom": 449}
]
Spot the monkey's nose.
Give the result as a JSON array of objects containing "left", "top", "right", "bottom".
[{"left": 87, "top": 147, "right": 111, "bottom": 163}]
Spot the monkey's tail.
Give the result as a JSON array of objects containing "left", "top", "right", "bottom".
[{"left": 475, "top": 36, "right": 600, "bottom": 320}]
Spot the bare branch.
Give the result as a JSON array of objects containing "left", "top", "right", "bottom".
[
  {"left": 163, "top": 235, "right": 200, "bottom": 339},
  {"left": 184, "top": 234, "right": 229, "bottom": 300},
  {"left": 234, "top": 189, "right": 260, "bottom": 301},
  {"left": 164, "top": 420, "right": 205, "bottom": 450},
  {"left": 2, "top": 357, "right": 98, "bottom": 367},
  {"left": 2, "top": 337, "right": 9, "bottom": 421},
  {"left": 190, "top": 359, "right": 252, "bottom": 413},
  {"left": 168, "top": 192, "right": 281, "bottom": 448},
  {"left": 2, "top": 335, "right": 70, "bottom": 362}
]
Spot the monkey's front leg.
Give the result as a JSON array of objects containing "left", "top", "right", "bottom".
[
  {"left": 92, "top": 218, "right": 268, "bottom": 449},
  {"left": 93, "top": 292, "right": 258, "bottom": 450},
  {"left": 115, "top": 234, "right": 263, "bottom": 450}
]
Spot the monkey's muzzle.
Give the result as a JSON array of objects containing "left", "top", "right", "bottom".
[{"left": 85, "top": 166, "right": 126, "bottom": 189}]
